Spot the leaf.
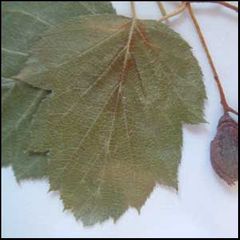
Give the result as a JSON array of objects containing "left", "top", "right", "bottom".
[
  {"left": 2, "top": 1, "right": 116, "bottom": 180},
  {"left": 16, "top": 14, "right": 206, "bottom": 225},
  {"left": 2, "top": 79, "right": 49, "bottom": 179},
  {"left": 2, "top": 1, "right": 115, "bottom": 78}
]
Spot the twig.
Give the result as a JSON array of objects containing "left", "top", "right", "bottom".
[
  {"left": 186, "top": 3, "right": 238, "bottom": 116},
  {"left": 190, "top": 1, "right": 238, "bottom": 13},
  {"left": 157, "top": 2, "right": 168, "bottom": 17},
  {"left": 216, "top": 1, "right": 238, "bottom": 12},
  {"left": 159, "top": 2, "right": 187, "bottom": 21}
]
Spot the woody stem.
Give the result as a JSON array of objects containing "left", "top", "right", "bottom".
[
  {"left": 190, "top": 1, "right": 238, "bottom": 12},
  {"left": 157, "top": 2, "right": 168, "bottom": 17},
  {"left": 187, "top": 3, "right": 238, "bottom": 116},
  {"left": 159, "top": 2, "right": 187, "bottom": 21}
]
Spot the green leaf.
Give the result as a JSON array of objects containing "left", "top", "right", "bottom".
[
  {"left": 2, "top": 79, "right": 49, "bottom": 180},
  {"left": 17, "top": 15, "right": 206, "bottom": 225},
  {"left": 2, "top": 1, "right": 116, "bottom": 180},
  {"left": 2, "top": 1, "right": 115, "bottom": 78}
]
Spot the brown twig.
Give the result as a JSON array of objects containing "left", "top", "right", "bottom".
[
  {"left": 159, "top": 2, "right": 187, "bottom": 21},
  {"left": 190, "top": 1, "right": 238, "bottom": 12},
  {"left": 216, "top": 1, "right": 238, "bottom": 12},
  {"left": 186, "top": 2, "right": 238, "bottom": 116},
  {"left": 157, "top": 1, "right": 168, "bottom": 17}
]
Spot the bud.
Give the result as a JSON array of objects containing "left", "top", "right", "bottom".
[{"left": 210, "top": 113, "right": 238, "bottom": 185}]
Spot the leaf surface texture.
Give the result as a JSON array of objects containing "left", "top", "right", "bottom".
[
  {"left": 2, "top": 1, "right": 116, "bottom": 180},
  {"left": 17, "top": 15, "right": 206, "bottom": 225}
]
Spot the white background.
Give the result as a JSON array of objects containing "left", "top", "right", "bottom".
[{"left": 1, "top": 2, "right": 238, "bottom": 238}]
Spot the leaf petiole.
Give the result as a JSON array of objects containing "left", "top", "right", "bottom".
[{"left": 130, "top": 1, "right": 137, "bottom": 20}]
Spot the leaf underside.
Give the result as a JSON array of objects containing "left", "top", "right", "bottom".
[
  {"left": 16, "top": 15, "right": 206, "bottom": 225},
  {"left": 1, "top": 1, "right": 116, "bottom": 181}
]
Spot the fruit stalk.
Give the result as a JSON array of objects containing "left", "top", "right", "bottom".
[{"left": 187, "top": 2, "right": 238, "bottom": 116}]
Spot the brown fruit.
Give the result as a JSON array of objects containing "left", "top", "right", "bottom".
[{"left": 210, "top": 113, "right": 238, "bottom": 185}]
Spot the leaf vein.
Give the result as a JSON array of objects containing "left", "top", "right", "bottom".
[
  {"left": 2, "top": 47, "right": 28, "bottom": 57},
  {"left": 5, "top": 9, "right": 53, "bottom": 27}
]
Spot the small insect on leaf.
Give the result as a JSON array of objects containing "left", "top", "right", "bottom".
[{"left": 210, "top": 113, "right": 238, "bottom": 185}]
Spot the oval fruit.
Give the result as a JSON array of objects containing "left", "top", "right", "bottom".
[{"left": 210, "top": 113, "right": 238, "bottom": 185}]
